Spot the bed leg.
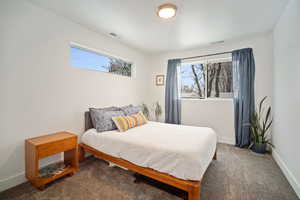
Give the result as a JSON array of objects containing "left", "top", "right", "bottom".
[
  {"left": 213, "top": 150, "right": 217, "bottom": 160},
  {"left": 133, "top": 173, "right": 142, "bottom": 184},
  {"left": 188, "top": 183, "right": 201, "bottom": 200},
  {"left": 78, "top": 144, "right": 85, "bottom": 162}
]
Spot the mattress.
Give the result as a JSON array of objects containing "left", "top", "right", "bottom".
[{"left": 81, "top": 121, "right": 217, "bottom": 181}]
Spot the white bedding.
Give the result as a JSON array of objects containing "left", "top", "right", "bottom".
[{"left": 81, "top": 121, "right": 217, "bottom": 181}]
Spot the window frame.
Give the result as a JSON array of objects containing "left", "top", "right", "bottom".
[
  {"left": 70, "top": 42, "right": 134, "bottom": 77},
  {"left": 179, "top": 56, "right": 233, "bottom": 100}
]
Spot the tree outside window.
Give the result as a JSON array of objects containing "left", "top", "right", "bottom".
[{"left": 180, "top": 60, "right": 233, "bottom": 99}]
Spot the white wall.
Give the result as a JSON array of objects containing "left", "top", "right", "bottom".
[
  {"left": 181, "top": 99, "right": 235, "bottom": 144},
  {"left": 147, "top": 33, "right": 273, "bottom": 145},
  {"left": 0, "top": 0, "right": 149, "bottom": 191},
  {"left": 272, "top": 0, "right": 300, "bottom": 197}
]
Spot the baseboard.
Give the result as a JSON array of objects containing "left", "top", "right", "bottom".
[
  {"left": 0, "top": 172, "right": 27, "bottom": 192},
  {"left": 0, "top": 157, "right": 63, "bottom": 193},
  {"left": 218, "top": 137, "right": 235, "bottom": 145},
  {"left": 272, "top": 149, "right": 300, "bottom": 198}
]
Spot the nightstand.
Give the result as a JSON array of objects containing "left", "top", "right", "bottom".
[{"left": 25, "top": 132, "right": 78, "bottom": 189}]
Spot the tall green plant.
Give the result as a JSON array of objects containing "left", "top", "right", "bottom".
[{"left": 249, "top": 96, "right": 273, "bottom": 148}]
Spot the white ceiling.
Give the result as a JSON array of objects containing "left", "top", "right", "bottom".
[{"left": 28, "top": 0, "right": 289, "bottom": 53}]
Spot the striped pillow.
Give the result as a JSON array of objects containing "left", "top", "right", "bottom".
[{"left": 112, "top": 112, "right": 148, "bottom": 132}]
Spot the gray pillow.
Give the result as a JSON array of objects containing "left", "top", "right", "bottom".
[
  {"left": 91, "top": 109, "right": 125, "bottom": 132},
  {"left": 120, "top": 105, "right": 142, "bottom": 115},
  {"left": 89, "top": 107, "right": 120, "bottom": 128}
]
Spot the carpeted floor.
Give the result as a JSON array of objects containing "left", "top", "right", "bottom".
[{"left": 0, "top": 144, "right": 298, "bottom": 200}]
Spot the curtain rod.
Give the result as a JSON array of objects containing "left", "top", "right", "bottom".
[{"left": 180, "top": 51, "right": 232, "bottom": 61}]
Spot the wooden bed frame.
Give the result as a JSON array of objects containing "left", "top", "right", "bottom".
[{"left": 79, "top": 111, "right": 217, "bottom": 200}]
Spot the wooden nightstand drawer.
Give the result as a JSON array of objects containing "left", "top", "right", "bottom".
[{"left": 37, "top": 137, "right": 76, "bottom": 158}]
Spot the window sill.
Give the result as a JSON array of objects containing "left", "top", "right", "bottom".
[{"left": 181, "top": 98, "right": 233, "bottom": 102}]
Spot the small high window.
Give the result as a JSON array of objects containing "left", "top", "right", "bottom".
[{"left": 70, "top": 45, "right": 132, "bottom": 77}]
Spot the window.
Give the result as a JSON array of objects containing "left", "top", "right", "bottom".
[
  {"left": 70, "top": 46, "right": 132, "bottom": 77},
  {"left": 180, "top": 58, "right": 233, "bottom": 99}
]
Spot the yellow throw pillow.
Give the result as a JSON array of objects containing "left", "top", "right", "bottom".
[{"left": 112, "top": 112, "right": 148, "bottom": 132}]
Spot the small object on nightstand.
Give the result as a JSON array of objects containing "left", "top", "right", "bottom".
[
  {"left": 25, "top": 132, "right": 78, "bottom": 190},
  {"left": 39, "top": 162, "right": 71, "bottom": 178}
]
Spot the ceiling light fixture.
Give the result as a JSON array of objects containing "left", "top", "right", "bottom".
[{"left": 157, "top": 4, "right": 177, "bottom": 19}]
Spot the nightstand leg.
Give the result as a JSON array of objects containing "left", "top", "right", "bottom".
[
  {"left": 64, "top": 148, "right": 78, "bottom": 169},
  {"left": 66, "top": 172, "right": 74, "bottom": 177},
  {"left": 38, "top": 184, "right": 45, "bottom": 190}
]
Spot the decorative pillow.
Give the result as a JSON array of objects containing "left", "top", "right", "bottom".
[
  {"left": 120, "top": 105, "right": 142, "bottom": 116},
  {"left": 112, "top": 112, "right": 148, "bottom": 132},
  {"left": 91, "top": 109, "right": 125, "bottom": 132},
  {"left": 89, "top": 107, "right": 121, "bottom": 128}
]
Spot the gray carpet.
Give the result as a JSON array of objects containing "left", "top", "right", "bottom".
[{"left": 0, "top": 144, "right": 298, "bottom": 200}]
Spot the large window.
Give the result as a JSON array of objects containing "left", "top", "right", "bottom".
[
  {"left": 70, "top": 46, "right": 132, "bottom": 77},
  {"left": 180, "top": 58, "right": 233, "bottom": 99}
]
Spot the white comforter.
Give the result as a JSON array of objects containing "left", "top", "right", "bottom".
[{"left": 81, "top": 121, "right": 217, "bottom": 181}]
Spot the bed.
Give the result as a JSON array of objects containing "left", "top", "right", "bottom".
[{"left": 79, "top": 111, "right": 217, "bottom": 200}]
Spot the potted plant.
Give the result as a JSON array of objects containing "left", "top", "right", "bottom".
[
  {"left": 154, "top": 101, "right": 162, "bottom": 122},
  {"left": 141, "top": 103, "right": 150, "bottom": 119},
  {"left": 249, "top": 96, "right": 273, "bottom": 154}
]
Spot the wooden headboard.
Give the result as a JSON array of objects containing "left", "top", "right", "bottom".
[{"left": 84, "top": 111, "right": 93, "bottom": 131}]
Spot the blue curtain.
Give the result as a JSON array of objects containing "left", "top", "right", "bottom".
[
  {"left": 165, "top": 59, "right": 181, "bottom": 124},
  {"left": 232, "top": 48, "right": 255, "bottom": 148}
]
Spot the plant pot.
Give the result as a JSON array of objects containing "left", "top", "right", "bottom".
[{"left": 251, "top": 143, "right": 267, "bottom": 154}]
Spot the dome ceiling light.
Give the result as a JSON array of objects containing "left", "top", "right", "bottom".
[{"left": 157, "top": 4, "right": 177, "bottom": 19}]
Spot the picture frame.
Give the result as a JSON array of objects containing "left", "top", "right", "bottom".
[{"left": 156, "top": 75, "right": 165, "bottom": 86}]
